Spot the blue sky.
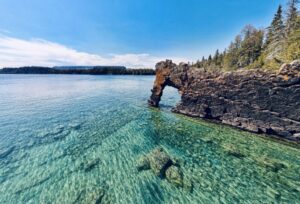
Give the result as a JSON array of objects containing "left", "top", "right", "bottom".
[{"left": 0, "top": 0, "right": 286, "bottom": 67}]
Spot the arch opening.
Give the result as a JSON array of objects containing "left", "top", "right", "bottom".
[{"left": 159, "top": 86, "right": 181, "bottom": 110}]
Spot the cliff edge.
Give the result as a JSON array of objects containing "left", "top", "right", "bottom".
[{"left": 149, "top": 60, "right": 300, "bottom": 141}]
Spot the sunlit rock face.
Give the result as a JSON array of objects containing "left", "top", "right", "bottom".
[{"left": 149, "top": 60, "right": 300, "bottom": 141}]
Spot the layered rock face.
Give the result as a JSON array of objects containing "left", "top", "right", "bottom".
[{"left": 149, "top": 60, "right": 300, "bottom": 141}]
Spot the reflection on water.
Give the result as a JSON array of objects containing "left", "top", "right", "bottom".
[{"left": 0, "top": 74, "right": 299, "bottom": 203}]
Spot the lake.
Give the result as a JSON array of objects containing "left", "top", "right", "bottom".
[{"left": 0, "top": 75, "right": 299, "bottom": 203}]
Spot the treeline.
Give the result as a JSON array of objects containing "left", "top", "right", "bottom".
[
  {"left": 0, "top": 66, "right": 155, "bottom": 75},
  {"left": 194, "top": 0, "right": 299, "bottom": 71}
]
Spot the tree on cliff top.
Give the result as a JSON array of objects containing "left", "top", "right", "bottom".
[
  {"left": 262, "top": 5, "right": 286, "bottom": 69},
  {"left": 265, "top": 5, "right": 285, "bottom": 55},
  {"left": 223, "top": 26, "right": 264, "bottom": 70},
  {"left": 285, "top": 0, "right": 299, "bottom": 37},
  {"left": 282, "top": 15, "right": 300, "bottom": 61},
  {"left": 195, "top": 0, "right": 299, "bottom": 71}
]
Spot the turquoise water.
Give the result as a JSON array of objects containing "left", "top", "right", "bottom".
[{"left": 0, "top": 74, "right": 299, "bottom": 204}]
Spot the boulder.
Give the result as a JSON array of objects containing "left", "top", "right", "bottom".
[
  {"left": 75, "top": 186, "right": 105, "bottom": 204},
  {"left": 183, "top": 179, "right": 194, "bottom": 193},
  {"left": 137, "top": 147, "right": 189, "bottom": 189},
  {"left": 0, "top": 146, "right": 14, "bottom": 159},
  {"left": 136, "top": 155, "right": 150, "bottom": 171},
  {"left": 165, "top": 166, "right": 184, "bottom": 187},
  {"left": 84, "top": 158, "right": 100, "bottom": 172},
  {"left": 255, "top": 157, "right": 287, "bottom": 173},
  {"left": 148, "top": 147, "right": 173, "bottom": 178},
  {"left": 222, "top": 144, "right": 246, "bottom": 159}
]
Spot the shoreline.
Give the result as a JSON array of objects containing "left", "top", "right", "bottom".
[{"left": 149, "top": 60, "right": 300, "bottom": 142}]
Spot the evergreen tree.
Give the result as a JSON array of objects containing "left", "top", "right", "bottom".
[
  {"left": 194, "top": 1, "right": 299, "bottom": 71},
  {"left": 266, "top": 5, "right": 285, "bottom": 47},
  {"left": 238, "top": 25, "right": 264, "bottom": 67},
  {"left": 223, "top": 35, "right": 242, "bottom": 70},
  {"left": 286, "top": 0, "right": 299, "bottom": 37},
  {"left": 213, "top": 49, "right": 220, "bottom": 65},
  {"left": 208, "top": 55, "right": 212, "bottom": 65},
  {"left": 282, "top": 15, "right": 300, "bottom": 61},
  {"left": 263, "top": 5, "right": 285, "bottom": 66}
]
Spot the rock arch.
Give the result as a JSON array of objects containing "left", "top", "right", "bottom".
[
  {"left": 148, "top": 60, "right": 188, "bottom": 107},
  {"left": 148, "top": 60, "right": 300, "bottom": 141}
]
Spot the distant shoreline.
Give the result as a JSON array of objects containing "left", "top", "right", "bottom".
[{"left": 0, "top": 66, "right": 155, "bottom": 75}]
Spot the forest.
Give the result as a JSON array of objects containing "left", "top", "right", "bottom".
[
  {"left": 0, "top": 66, "right": 155, "bottom": 75},
  {"left": 194, "top": 0, "right": 299, "bottom": 71}
]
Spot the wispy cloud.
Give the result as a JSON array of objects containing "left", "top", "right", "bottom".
[{"left": 0, "top": 36, "right": 189, "bottom": 68}]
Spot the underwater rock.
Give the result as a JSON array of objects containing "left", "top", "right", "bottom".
[
  {"left": 75, "top": 186, "right": 105, "bottom": 204},
  {"left": 69, "top": 122, "right": 81, "bottom": 130},
  {"left": 256, "top": 157, "right": 287, "bottom": 173},
  {"left": 84, "top": 158, "right": 100, "bottom": 172},
  {"left": 137, "top": 147, "right": 189, "bottom": 189},
  {"left": 183, "top": 179, "right": 194, "bottom": 193},
  {"left": 149, "top": 60, "right": 300, "bottom": 141},
  {"left": 148, "top": 147, "right": 173, "bottom": 177},
  {"left": 0, "top": 146, "right": 15, "bottom": 159},
  {"left": 165, "top": 166, "right": 184, "bottom": 187},
  {"left": 222, "top": 144, "right": 246, "bottom": 159},
  {"left": 136, "top": 155, "right": 150, "bottom": 171}
]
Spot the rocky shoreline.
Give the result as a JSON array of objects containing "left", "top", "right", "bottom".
[{"left": 148, "top": 60, "right": 300, "bottom": 142}]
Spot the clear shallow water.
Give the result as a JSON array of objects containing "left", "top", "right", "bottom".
[{"left": 0, "top": 74, "right": 299, "bottom": 204}]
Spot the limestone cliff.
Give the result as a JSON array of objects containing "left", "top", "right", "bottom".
[{"left": 149, "top": 60, "right": 300, "bottom": 141}]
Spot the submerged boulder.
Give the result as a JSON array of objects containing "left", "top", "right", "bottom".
[
  {"left": 136, "top": 147, "right": 191, "bottom": 189},
  {"left": 0, "top": 146, "right": 15, "bottom": 159},
  {"left": 136, "top": 155, "right": 150, "bottom": 171},
  {"left": 148, "top": 147, "right": 173, "bottom": 177},
  {"left": 165, "top": 166, "right": 184, "bottom": 187},
  {"left": 84, "top": 158, "right": 100, "bottom": 172},
  {"left": 222, "top": 144, "right": 246, "bottom": 159},
  {"left": 255, "top": 157, "right": 287, "bottom": 173},
  {"left": 75, "top": 186, "right": 105, "bottom": 204}
]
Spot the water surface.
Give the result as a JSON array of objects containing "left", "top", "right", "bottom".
[{"left": 0, "top": 75, "right": 299, "bottom": 203}]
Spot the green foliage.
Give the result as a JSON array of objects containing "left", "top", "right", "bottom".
[
  {"left": 285, "top": 0, "right": 299, "bottom": 37},
  {"left": 238, "top": 26, "right": 264, "bottom": 68},
  {"left": 281, "top": 16, "right": 300, "bottom": 61},
  {"left": 0, "top": 66, "right": 156, "bottom": 75},
  {"left": 264, "top": 5, "right": 285, "bottom": 61},
  {"left": 194, "top": 0, "right": 299, "bottom": 72}
]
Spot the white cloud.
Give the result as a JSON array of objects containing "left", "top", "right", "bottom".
[{"left": 0, "top": 36, "right": 189, "bottom": 68}]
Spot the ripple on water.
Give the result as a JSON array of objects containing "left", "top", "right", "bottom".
[{"left": 0, "top": 75, "right": 299, "bottom": 203}]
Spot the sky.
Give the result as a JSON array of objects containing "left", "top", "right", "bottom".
[{"left": 0, "top": 0, "right": 286, "bottom": 68}]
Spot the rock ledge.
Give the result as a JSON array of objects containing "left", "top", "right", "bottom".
[{"left": 149, "top": 60, "right": 300, "bottom": 141}]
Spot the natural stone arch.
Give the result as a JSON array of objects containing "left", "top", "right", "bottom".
[
  {"left": 148, "top": 60, "right": 188, "bottom": 107},
  {"left": 148, "top": 59, "right": 300, "bottom": 141}
]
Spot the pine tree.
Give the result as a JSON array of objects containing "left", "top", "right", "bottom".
[
  {"left": 194, "top": 1, "right": 299, "bottom": 71},
  {"left": 208, "top": 55, "right": 212, "bottom": 65},
  {"left": 266, "top": 6, "right": 285, "bottom": 47},
  {"left": 264, "top": 5, "right": 285, "bottom": 62},
  {"left": 213, "top": 49, "right": 219, "bottom": 65},
  {"left": 223, "top": 35, "right": 242, "bottom": 70},
  {"left": 238, "top": 25, "right": 261, "bottom": 67},
  {"left": 282, "top": 15, "right": 300, "bottom": 61},
  {"left": 286, "top": 0, "right": 299, "bottom": 37}
]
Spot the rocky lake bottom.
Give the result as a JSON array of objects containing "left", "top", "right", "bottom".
[{"left": 0, "top": 75, "right": 299, "bottom": 203}]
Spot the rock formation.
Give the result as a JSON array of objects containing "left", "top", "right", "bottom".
[
  {"left": 136, "top": 147, "right": 185, "bottom": 188},
  {"left": 149, "top": 60, "right": 300, "bottom": 141}
]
